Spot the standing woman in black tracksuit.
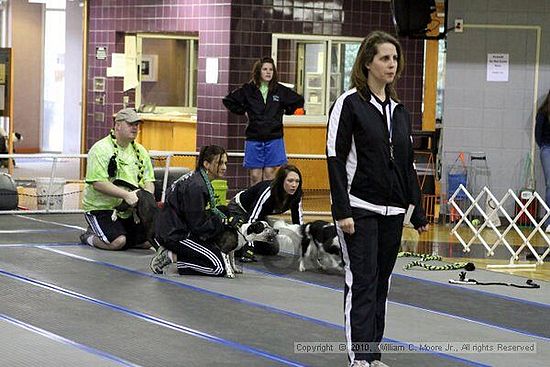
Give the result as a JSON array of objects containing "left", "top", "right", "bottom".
[
  {"left": 149, "top": 145, "right": 231, "bottom": 276},
  {"left": 326, "top": 31, "right": 429, "bottom": 367},
  {"left": 223, "top": 57, "right": 304, "bottom": 186}
]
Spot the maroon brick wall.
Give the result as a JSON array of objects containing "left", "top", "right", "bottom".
[
  {"left": 86, "top": 0, "right": 425, "bottom": 190},
  {"left": 86, "top": 0, "right": 232, "bottom": 150}
]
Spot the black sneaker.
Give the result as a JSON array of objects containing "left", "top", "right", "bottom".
[{"left": 79, "top": 228, "right": 95, "bottom": 247}]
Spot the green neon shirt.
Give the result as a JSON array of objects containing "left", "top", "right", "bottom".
[{"left": 82, "top": 136, "right": 155, "bottom": 218}]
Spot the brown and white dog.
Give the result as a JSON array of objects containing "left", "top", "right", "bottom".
[{"left": 273, "top": 220, "right": 343, "bottom": 273}]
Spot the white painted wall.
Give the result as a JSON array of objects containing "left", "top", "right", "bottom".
[
  {"left": 63, "top": 1, "right": 82, "bottom": 154},
  {"left": 442, "top": 0, "right": 550, "bottom": 214}
]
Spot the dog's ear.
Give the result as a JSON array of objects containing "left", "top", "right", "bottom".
[
  {"left": 321, "top": 225, "right": 337, "bottom": 243},
  {"left": 247, "top": 221, "right": 265, "bottom": 235}
]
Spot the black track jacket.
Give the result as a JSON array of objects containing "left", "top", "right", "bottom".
[
  {"left": 223, "top": 81, "right": 304, "bottom": 141},
  {"left": 326, "top": 87, "right": 427, "bottom": 229},
  {"left": 154, "top": 170, "right": 225, "bottom": 244},
  {"left": 238, "top": 180, "right": 303, "bottom": 225}
]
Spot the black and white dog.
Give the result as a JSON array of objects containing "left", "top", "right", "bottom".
[
  {"left": 0, "top": 129, "right": 23, "bottom": 168},
  {"left": 217, "top": 221, "right": 278, "bottom": 278},
  {"left": 273, "top": 219, "right": 343, "bottom": 273}
]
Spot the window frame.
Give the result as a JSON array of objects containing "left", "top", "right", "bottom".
[
  {"left": 135, "top": 33, "right": 198, "bottom": 113},
  {"left": 272, "top": 33, "right": 363, "bottom": 121}
]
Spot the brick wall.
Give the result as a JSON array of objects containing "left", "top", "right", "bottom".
[{"left": 87, "top": 0, "right": 425, "bottom": 189}]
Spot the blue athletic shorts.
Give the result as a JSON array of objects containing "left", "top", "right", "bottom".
[{"left": 244, "top": 138, "right": 288, "bottom": 169}]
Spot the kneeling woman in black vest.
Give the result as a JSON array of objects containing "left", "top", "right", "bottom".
[{"left": 150, "top": 145, "right": 231, "bottom": 276}]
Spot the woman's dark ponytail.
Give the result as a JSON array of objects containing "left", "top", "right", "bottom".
[{"left": 196, "top": 145, "right": 227, "bottom": 170}]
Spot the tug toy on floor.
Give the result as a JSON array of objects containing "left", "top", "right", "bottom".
[
  {"left": 449, "top": 271, "right": 540, "bottom": 289},
  {"left": 398, "top": 251, "right": 476, "bottom": 271}
]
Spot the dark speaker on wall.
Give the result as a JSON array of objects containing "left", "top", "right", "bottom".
[{"left": 391, "top": 0, "right": 436, "bottom": 38}]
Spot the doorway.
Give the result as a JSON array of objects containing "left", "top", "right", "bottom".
[{"left": 42, "top": 0, "right": 83, "bottom": 153}]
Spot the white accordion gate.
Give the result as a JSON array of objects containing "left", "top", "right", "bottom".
[{"left": 448, "top": 184, "right": 550, "bottom": 268}]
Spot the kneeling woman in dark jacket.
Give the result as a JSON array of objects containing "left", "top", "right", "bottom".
[
  {"left": 228, "top": 164, "right": 304, "bottom": 261},
  {"left": 150, "top": 145, "right": 230, "bottom": 276}
]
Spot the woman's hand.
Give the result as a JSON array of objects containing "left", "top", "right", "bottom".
[
  {"left": 416, "top": 224, "right": 429, "bottom": 234},
  {"left": 338, "top": 217, "right": 355, "bottom": 235}
]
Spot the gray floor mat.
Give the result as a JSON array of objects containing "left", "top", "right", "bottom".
[
  {"left": 29, "top": 245, "right": 544, "bottom": 367},
  {"left": 0, "top": 247, "right": 346, "bottom": 366},
  {"left": 0, "top": 318, "right": 129, "bottom": 367}
]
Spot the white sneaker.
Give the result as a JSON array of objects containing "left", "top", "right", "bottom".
[
  {"left": 149, "top": 246, "right": 172, "bottom": 274},
  {"left": 545, "top": 225, "right": 550, "bottom": 233},
  {"left": 351, "top": 361, "right": 370, "bottom": 367},
  {"left": 371, "top": 360, "right": 390, "bottom": 367}
]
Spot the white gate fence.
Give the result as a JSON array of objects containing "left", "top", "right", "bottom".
[{"left": 448, "top": 184, "right": 550, "bottom": 268}]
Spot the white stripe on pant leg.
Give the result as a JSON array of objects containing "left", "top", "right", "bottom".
[
  {"left": 179, "top": 239, "right": 224, "bottom": 275},
  {"left": 84, "top": 213, "right": 109, "bottom": 243},
  {"left": 180, "top": 239, "right": 223, "bottom": 274},
  {"left": 181, "top": 238, "right": 221, "bottom": 267},
  {"left": 336, "top": 224, "right": 355, "bottom": 364},
  {"left": 176, "top": 261, "right": 219, "bottom": 275},
  {"left": 182, "top": 239, "right": 224, "bottom": 272}
]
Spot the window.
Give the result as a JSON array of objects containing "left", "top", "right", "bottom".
[
  {"left": 135, "top": 34, "right": 198, "bottom": 114},
  {"left": 43, "top": 0, "right": 66, "bottom": 151},
  {"left": 272, "top": 34, "right": 362, "bottom": 117}
]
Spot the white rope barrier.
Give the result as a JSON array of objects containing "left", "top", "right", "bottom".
[{"left": 448, "top": 184, "right": 550, "bottom": 267}]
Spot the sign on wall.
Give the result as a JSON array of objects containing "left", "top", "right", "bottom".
[{"left": 487, "top": 53, "right": 509, "bottom": 82}]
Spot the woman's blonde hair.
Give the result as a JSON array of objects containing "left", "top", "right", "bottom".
[{"left": 350, "top": 30, "right": 404, "bottom": 101}]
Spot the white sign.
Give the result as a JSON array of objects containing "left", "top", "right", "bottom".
[
  {"left": 205, "top": 58, "right": 218, "bottom": 84},
  {"left": 487, "top": 53, "right": 509, "bottom": 82},
  {"left": 107, "top": 53, "right": 125, "bottom": 77},
  {"left": 96, "top": 46, "right": 107, "bottom": 60}
]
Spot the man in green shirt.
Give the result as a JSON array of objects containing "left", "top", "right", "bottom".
[{"left": 80, "top": 108, "right": 155, "bottom": 250}]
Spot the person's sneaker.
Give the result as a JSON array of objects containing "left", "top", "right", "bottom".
[
  {"left": 351, "top": 361, "right": 370, "bottom": 367},
  {"left": 545, "top": 224, "right": 550, "bottom": 233},
  {"left": 79, "top": 228, "right": 95, "bottom": 247},
  {"left": 371, "top": 360, "right": 390, "bottom": 367},
  {"left": 239, "top": 247, "right": 257, "bottom": 263},
  {"left": 150, "top": 246, "right": 171, "bottom": 274}
]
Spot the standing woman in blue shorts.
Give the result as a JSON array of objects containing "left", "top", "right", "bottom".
[{"left": 223, "top": 57, "right": 304, "bottom": 185}]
